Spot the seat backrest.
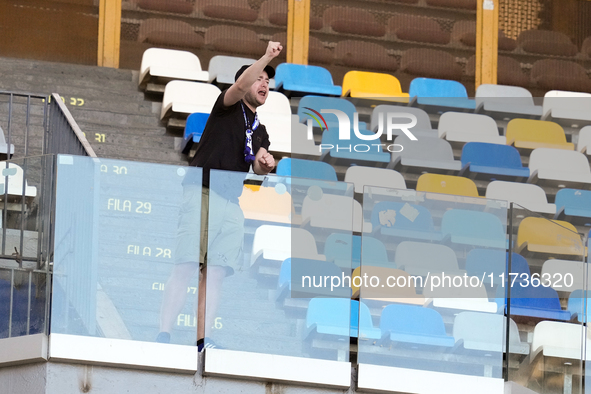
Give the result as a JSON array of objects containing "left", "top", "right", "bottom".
[
  {"left": 475, "top": 84, "right": 535, "bottom": 107},
  {"left": 395, "top": 241, "right": 459, "bottom": 272},
  {"left": 0, "top": 162, "right": 36, "bottom": 197},
  {"left": 257, "top": 91, "right": 291, "bottom": 116},
  {"left": 517, "top": 217, "right": 582, "bottom": 253},
  {"left": 140, "top": 48, "right": 203, "bottom": 78},
  {"left": 298, "top": 95, "right": 358, "bottom": 126},
  {"left": 453, "top": 312, "right": 523, "bottom": 349},
  {"left": 485, "top": 181, "right": 549, "bottom": 206},
  {"left": 462, "top": 142, "right": 524, "bottom": 170},
  {"left": 276, "top": 63, "right": 336, "bottom": 88},
  {"left": 184, "top": 112, "right": 209, "bottom": 140},
  {"left": 531, "top": 321, "right": 584, "bottom": 357},
  {"left": 342, "top": 71, "right": 406, "bottom": 97},
  {"left": 393, "top": 134, "right": 457, "bottom": 163},
  {"left": 344, "top": 166, "right": 406, "bottom": 193},
  {"left": 371, "top": 201, "right": 436, "bottom": 234},
  {"left": 239, "top": 185, "right": 292, "bottom": 223},
  {"left": 441, "top": 209, "right": 506, "bottom": 247},
  {"left": 416, "top": 173, "right": 479, "bottom": 197},
  {"left": 301, "top": 193, "right": 359, "bottom": 231},
  {"left": 208, "top": 55, "right": 255, "bottom": 83},
  {"left": 438, "top": 112, "right": 499, "bottom": 137},
  {"left": 506, "top": 119, "right": 568, "bottom": 145},
  {"left": 466, "top": 249, "right": 531, "bottom": 286},
  {"left": 276, "top": 158, "right": 337, "bottom": 181},
  {"left": 409, "top": 77, "right": 468, "bottom": 98},
  {"left": 509, "top": 283, "right": 564, "bottom": 311},
  {"left": 370, "top": 105, "right": 432, "bottom": 133},
  {"left": 380, "top": 304, "right": 447, "bottom": 337},
  {"left": 578, "top": 126, "right": 591, "bottom": 153},
  {"left": 252, "top": 225, "right": 320, "bottom": 263},
  {"left": 354, "top": 267, "right": 419, "bottom": 299},
  {"left": 555, "top": 188, "right": 591, "bottom": 214},
  {"left": 162, "top": 81, "right": 221, "bottom": 109},
  {"left": 543, "top": 90, "right": 591, "bottom": 115},
  {"left": 541, "top": 259, "right": 586, "bottom": 292},
  {"left": 529, "top": 148, "right": 591, "bottom": 174}
]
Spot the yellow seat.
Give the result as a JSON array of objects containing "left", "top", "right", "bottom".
[
  {"left": 416, "top": 173, "right": 480, "bottom": 198},
  {"left": 342, "top": 71, "right": 409, "bottom": 102},
  {"left": 517, "top": 217, "right": 585, "bottom": 257},
  {"left": 352, "top": 266, "right": 425, "bottom": 305},
  {"left": 239, "top": 185, "right": 293, "bottom": 224},
  {"left": 506, "top": 119, "right": 574, "bottom": 151}
]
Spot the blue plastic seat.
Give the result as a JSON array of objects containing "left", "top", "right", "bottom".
[
  {"left": 324, "top": 233, "right": 392, "bottom": 270},
  {"left": 276, "top": 158, "right": 337, "bottom": 181},
  {"left": 181, "top": 112, "right": 209, "bottom": 154},
  {"left": 409, "top": 78, "right": 476, "bottom": 110},
  {"left": 461, "top": 142, "right": 530, "bottom": 180},
  {"left": 380, "top": 304, "right": 455, "bottom": 347},
  {"left": 495, "top": 282, "right": 571, "bottom": 321},
  {"left": 441, "top": 209, "right": 506, "bottom": 248},
  {"left": 555, "top": 188, "right": 591, "bottom": 219},
  {"left": 297, "top": 95, "right": 365, "bottom": 131},
  {"left": 321, "top": 127, "right": 391, "bottom": 165},
  {"left": 465, "top": 249, "right": 530, "bottom": 287},
  {"left": 275, "top": 64, "right": 342, "bottom": 97},
  {"left": 306, "top": 299, "right": 381, "bottom": 339},
  {"left": 371, "top": 201, "right": 442, "bottom": 241}
]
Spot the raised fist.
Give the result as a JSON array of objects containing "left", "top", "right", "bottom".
[{"left": 266, "top": 41, "right": 283, "bottom": 59}]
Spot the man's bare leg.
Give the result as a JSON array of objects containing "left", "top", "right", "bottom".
[
  {"left": 159, "top": 262, "right": 199, "bottom": 336},
  {"left": 197, "top": 265, "right": 226, "bottom": 341}
]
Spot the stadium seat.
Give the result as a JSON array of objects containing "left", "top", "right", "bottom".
[
  {"left": 402, "top": 51, "right": 464, "bottom": 82},
  {"left": 344, "top": 166, "right": 406, "bottom": 194},
  {"left": 416, "top": 173, "right": 480, "bottom": 198},
  {"left": 390, "top": 134, "right": 462, "bottom": 174},
  {"left": 496, "top": 283, "right": 571, "bottom": 321},
  {"left": 577, "top": 126, "right": 591, "bottom": 154},
  {"left": 452, "top": 21, "right": 516, "bottom": 51},
  {"left": 181, "top": 112, "right": 209, "bottom": 154},
  {"left": 276, "top": 158, "right": 337, "bottom": 181},
  {"left": 306, "top": 299, "right": 381, "bottom": 339},
  {"left": 461, "top": 143, "right": 530, "bottom": 181},
  {"left": 138, "top": 48, "right": 209, "bottom": 89},
  {"left": 199, "top": 0, "right": 258, "bottom": 22},
  {"left": 453, "top": 312, "right": 529, "bottom": 355},
  {"left": 0, "top": 162, "right": 37, "bottom": 197},
  {"left": 371, "top": 200, "right": 442, "bottom": 242},
  {"left": 274, "top": 63, "right": 342, "bottom": 97},
  {"left": 320, "top": 128, "right": 391, "bottom": 166},
  {"left": 541, "top": 259, "right": 587, "bottom": 294},
  {"left": 239, "top": 185, "right": 292, "bottom": 224},
  {"left": 388, "top": 14, "right": 450, "bottom": 45},
  {"left": 256, "top": 91, "right": 292, "bottom": 154},
  {"left": 465, "top": 249, "right": 531, "bottom": 287},
  {"left": 528, "top": 148, "right": 591, "bottom": 187},
  {"left": 137, "top": 19, "right": 204, "bottom": 49},
  {"left": 260, "top": 0, "right": 323, "bottom": 29},
  {"left": 530, "top": 321, "right": 588, "bottom": 362},
  {"left": 137, "top": 0, "right": 194, "bottom": 13},
  {"left": 323, "top": 7, "right": 385, "bottom": 37},
  {"left": 204, "top": 25, "right": 266, "bottom": 56},
  {"left": 517, "top": 29, "right": 578, "bottom": 57},
  {"left": 485, "top": 181, "right": 555, "bottom": 215},
  {"left": 301, "top": 193, "right": 368, "bottom": 232},
  {"left": 441, "top": 209, "right": 506, "bottom": 248},
  {"left": 555, "top": 188, "right": 591, "bottom": 220},
  {"left": 424, "top": 283, "right": 498, "bottom": 313},
  {"left": 438, "top": 112, "right": 506, "bottom": 145},
  {"left": 408, "top": 78, "right": 475, "bottom": 110},
  {"left": 0, "top": 126, "right": 15, "bottom": 157},
  {"left": 530, "top": 59, "right": 591, "bottom": 92},
  {"left": 370, "top": 105, "right": 433, "bottom": 136},
  {"left": 475, "top": 84, "right": 542, "bottom": 118},
  {"left": 160, "top": 81, "right": 220, "bottom": 120},
  {"left": 380, "top": 304, "right": 455, "bottom": 347},
  {"left": 341, "top": 71, "right": 409, "bottom": 100},
  {"left": 334, "top": 40, "right": 398, "bottom": 72},
  {"left": 208, "top": 55, "right": 261, "bottom": 87},
  {"left": 290, "top": 116, "right": 321, "bottom": 158},
  {"left": 394, "top": 241, "right": 464, "bottom": 277},
  {"left": 250, "top": 225, "right": 323, "bottom": 267},
  {"left": 297, "top": 95, "right": 360, "bottom": 129},
  {"left": 273, "top": 33, "right": 332, "bottom": 64},
  {"left": 324, "top": 234, "right": 391, "bottom": 270},
  {"left": 288, "top": 258, "right": 350, "bottom": 299},
  {"left": 567, "top": 290, "right": 591, "bottom": 323},
  {"left": 542, "top": 90, "right": 591, "bottom": 125},
  {"left": 505, "top": 119, "right": 574, "bottom": 151},
  {"left": 516, "top": 217, "right": 584, "bottom": 258},
  {"left": 425, "top": 0, "right": 476, "bottom": 10},
  {"left": 353, "top": 267, "right": 425, "bottom": 305}
]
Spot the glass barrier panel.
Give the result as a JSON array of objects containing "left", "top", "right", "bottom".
[
  {"left": 52, "top": 155, "right": 202, "bottom": 345},
  {"left": 507, "top": 203, "right": 586, "bottom": 394}
]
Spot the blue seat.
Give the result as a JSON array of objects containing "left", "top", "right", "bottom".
[
  {"left": 181, "top": 112, "right": 209, "bottom": 154},
  {"left": 380, "top": 304, "right": 455, "bottom": 347},
  {"left": 461, "top": 142, "right": 530, "bottom": 180},
  {"left": 567, "top": 290, "right": 590, "bottom": 323},
  {"left": 287, "top": 258, "right": 352, "bottom": 299},
  {"left": 321, "top": 127, "right": 390, "bottom": 165},
  {"left": 324, "top": 233, "right": 392, "bottom": 270},
  {"left": 297, "top": 95, "right": 365, "bottom": 130},
  {"left": 495, "top": 282, "right": 571, "bottom": 321},
  {"left": 275, "top": 64, "right": 342, "bottom": 97},
  {"left": 276, "top": 158, "right": 337, "bottom": 181},
  {"left": 555, "top": 188, "right": 591, "bottom": 219},
  {"left": 371, "top": 201, "right": 442, "bottom": 241},
  {"left": 306, "top": 299, "right": 381, "bottom": 339},
  {"left": 409, "top": 78, "right": 476, "bottom": 110},
  {"left": 465, "top": 249, "right": 530, "bottom": 287},
  {"left": 441, "top": 209, "right": 506, "bottom": 248}
]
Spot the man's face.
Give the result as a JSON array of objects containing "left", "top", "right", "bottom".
[{"left": 244, "top": 71, "right": 270, "bottom": 109}]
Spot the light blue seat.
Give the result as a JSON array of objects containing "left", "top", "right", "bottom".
[
  {"left": 306, "top": 298, "right": 381, "bottom": 339},
  {"left": 275, "top": 64, "right": 342, "bottom": 97},
  {"left": 409, "top": 78, "right": 476, "bottom": 110},
  {"left": 321, "top": 127, "right": 390, "bottom": 165},
  {"left": 380, "top": 304, "right": 455, "bottom": 347},
  {"left": 465, "top": 249, "right": 530, "bottom": 287},
  {"left": 441, "top": 209, "right": 506, "bottom": 248},
  {"left": 276, "top": 158, "right": 337, "bottom": 181},
  {"left": 461, "top": 142, "right": 530, "bottom": 181},
  {"left": 495, "top": 282, "right": 571, "bottom": 321},
  {"left": 181, "top": 112, "right": 209, "bottom": 154},
  {"left": 298, "top": 95, "right": 365, "bottom": 130},
  {"left": 324, "top": 233, "right": 393, "bottom": 270},
  {"left": 555, "top": 188, "right": 591, "bottom": 219},
  {"left": 371, "top": 201, "right": 442, "bottom": 242}
]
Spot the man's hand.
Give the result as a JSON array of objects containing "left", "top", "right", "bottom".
[
  {"left": 253, "top": 148, "right": 275, "bottom": 175},
  {"left": 265, "top": 41, "right": 283, "bottom": 60}
]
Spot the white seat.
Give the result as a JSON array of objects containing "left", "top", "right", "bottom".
[
  {"left": 541, "top": 259, "right": 589, "bottom": 293},
  {"left": 250, "top": 225, "right": 324, "bottom": 267},
  {"left": 0, "top": 162, "right": 37, "bottom": 197},
  {"left": 139, "top": 48, "right": 209, "bottom": 88},
  {"left": 344, "top": 166, "right": 406, "bottom": 194},
  {"left": 395, "top": 241, "right": 465, "bottom": 277},
  {"left": 485, "top": 181, "right": 556, "bottom": 215},
  {"left": 577, "top": 125, "right": 591, "bottom": 155},
  {"left": 160, "top": 81, "right": 221, "bottom": 120},
  {"left": 370, "top": 105, "right": 434, "bottom": 136},
  {"left": 528, "top": 148, "right": 591, "bottom": 187},
  {"left": 475, "top": 84, "right": 542, "bottom": 117},
  {"left": 531, "top": 321, "right": 589, "bottom": 361},
  {"left": 0, "top": 126, "right": 15, "bottom": 156},
  {"left": 257, "top": 91, "right": 292, "bottom": 154},
  {"left": 290, "top": 115, "right": 320, "bottom": 157},
  {"left": 301, "top": 193, "right": 369, "bottom": 233},
  {"left": 543, "top": 90, "right": 591, "bottom": 124},
  {"left": 438, "top": 112, "right": 506, "bottom": 145},
  {"left": 453, "top": 312, "right": 529, "bottom": 354},
  {"left": 425, "top": 284, "right": 498, "bottom": 313},
  {"left": 207, "top": 55, "right": 276, "bottom": 89},
  {"left": 391, "top": 134, "right": 462, "bottom": 173}
]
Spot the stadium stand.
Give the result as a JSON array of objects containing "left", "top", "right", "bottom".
[
  {"left": 324, "top": 233, "right": 391, "bottom": 270},
  {"left": 517, "top": 29, "right": 578, "bottom": 57},
  {"left": 274, "top": 33, "right": 333, "bottom": 64},
  {"left": 388, "top": 14, "right": 450, "bottom": 45},
  {"left": 401, "top": 50, "right": 463, "bottom": 82},
  {"left": 138, "top": 48, "right": 209, "bottom": 90},
  {"left": 204, "top": 25, "right": 266, "bottom": 56},
  {"left": 578, "top": 126, "right": 591, "bottom": 154},
  {"left": 199, "top": 0, "right": 258, "bottom": 22},
  {"left": 137, "top": 0, "right": 194, "bottom": 13},
  {"left": 239, "top": 185, "right": 293, "bottom": 224},
  {"left": 301, "top": 193, "right": 367, "bottom": 232},
  {"left": 0, "top": 126, "right": 15, "bottom": 158},
  {"left": 334, "top": 40, "right": 398, "bottom": 72},
  {"left": 485, "top": 181, "right": 556, "bottom": 215},
  {"left": 0, "top": 162, "right": 37, "bottom": 198},
  {"left": 160, "top": 81, "right": 220, "bottom": 120},
  {"left": 323, "top": 7, "right": 385, "bottom": 37},
  {"left": 452, "top": 21, "right": 516, "bottom": 51},
  {"left": 425, "top": 0, "right": 477, "bottom": 10},
  {"left": 530, "top": 59, "right": 591, "bottom": 92},
  {"left": 260, "top": 0, "right": 323, "bottom": 30},
  {"left": 541, "top": 259, "right": 588, "bottom": 293},
  {"left": 137, "top": 19, "right": 204, "bottom": 49},
  {"left": 353, "top": 267, "right": 424, "bottom": 305},
  {"left": 371, "top": 105, "right": 434, "bottom": 136}
]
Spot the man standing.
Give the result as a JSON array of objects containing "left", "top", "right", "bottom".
[{"left": 157, "top": 42, "right": 282, "bottom": 350}]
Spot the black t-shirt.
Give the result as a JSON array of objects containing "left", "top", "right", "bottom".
[{"left": 188, "top": 90, "right": 271, "bottom": 200}]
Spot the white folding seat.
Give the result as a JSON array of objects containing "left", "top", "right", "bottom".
[
  {"left": 531, "top": 321, "right": 589, "bottom": 361},
  {"left": 485, "top": 181, "right": 556, "bottom": 215},
  {"left": 528, "top": 148, "right": 591, "bottom": 187},
  {"left": 541, "top": 259, "right": 588, "bottom": 293},
  {"left": 139, "top": 48, "right": 209, "bottom": 88},
  {"left": 390, "top": 134, "right": 462, "bottom": 173},
  {"left": 394, "top": 241, "right": 465, "bottom": 277},
  {"left": 160, "top": 81, "right": 221, "bottom": 120},
  {"left": 301, "top": 194, "right": 369, "bottom": 233},
  {"left": 257, "top": 91, "right": 292, "bottom": 154},
  {"left": 290, "top": 116, "right": 320, "bottom": 157},
  {"left": 425, "top": 284, "right": 498, "bottom": 313},
  {"left": 438, "top": 112, "right": 506, "bottom": 145},
  {"left": 577, "top": 125, "right": 591, "bottom": 155},
  {"left": 344, "top": 166, "right": 406, "bottom": 194},
  {"left": 0, "top": 126, "right": 15, "bottom": 156},
  {"left": 475, "top": 84, "right": 542, "bottom": 118},
  {"left": 0, "top": 162, "right": 37, "bottom": 197},
  {"left": 453, "top": 312, "right": 529, "bottom": 354},
  {"left": 543, "top": 90, "right": 591, "bottom": 125},
  {"left": 250, "top": 225, "right": 324, "bottom": 267}
]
